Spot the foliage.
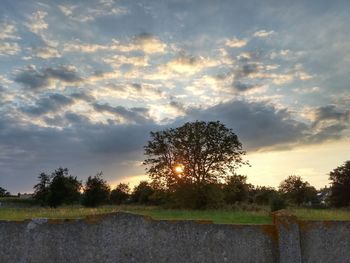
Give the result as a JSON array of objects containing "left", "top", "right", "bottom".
[
  {"left": 48, "top": 168, "right": 82, "bottom": 207},
  {"left": 223, "top": 175, "right": 250, "bottom": 204},
  {"left": 33, "top": 172, "right": 51, "bottom": 205},
  {"left": 33, "top": 168, "right": 82, "bottom": 207},
  {"left": 110, "top": 183, "right": 130, "bottom": 205},
  {"left": 0, "top": 186, "right": 11, "bottom": 197},
  {"left": 252, "top": 186, "right": 277, "bottom": 205},
  {"left": 170, "top": 182, "right": 224, "bottom": 209},
  {"left": 82, "top": 172, "right": 110, "bottom": 207},
  {"left": 279, "top": 175, "right": 317, "bottom": 206},
  {"left": 329, "top": 160, "right": 350, "bottom": 207},
  {"left": 144, "top": 121, "right": 247, "bottom": 189},
  {"left": 270, "top": 195, "right": 287, "bottom": 212},
  {"left": 131, "top": 181, "right": 154, "bottom": 204}
]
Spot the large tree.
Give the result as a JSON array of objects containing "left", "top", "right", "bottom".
[
  {"left": 329, "top": 161, "right": 350, "bottom": 207},
  {"left": 144, "top": 121, "right": 247, "bottom": 189}
]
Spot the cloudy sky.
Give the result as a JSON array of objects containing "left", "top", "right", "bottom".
[{"left": 0, "top": 0, "right": 349, "bottom": 193}]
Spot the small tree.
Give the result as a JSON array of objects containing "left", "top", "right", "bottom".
[
  {"left": 0, "top": 187, "right": 10, "bottom": 197},
  {"left": 110, "top": 183, "right": 130, "bottom": 205},
  {"left": 279, "top": 175, "right": 316, "bottom": 206},
  {"left": 253, "top": 186, "right": 277, "bottom": 205},
  {"left": 329, "top": 161, "right": 350, "bottom": 207},
  {"left": 223, "top": 174, "right": 250, "bottom": 204},
  {"left": 33, "top": 172, "right": 51, "bottom": 205},
  {"left": 48, "top": 168, "right": 82, "bottom": 207},
  {"left": 82, "top": 172, "right": 110, "bottom": 207},
  {"left": 131, "top": 181, "right": 154, "bottom": 204}
]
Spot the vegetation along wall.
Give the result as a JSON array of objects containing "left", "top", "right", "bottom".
[{"left": 0, "top": 212, "right": 349, "bottom": 263}]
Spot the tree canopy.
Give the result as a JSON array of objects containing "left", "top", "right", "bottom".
[
  {"left": 82, "top": 172, "right": 110, "bottom": 207},
  {"left": 329, "top": 160, "right": 350, "bottom": 207},
  {"left": 33, "top": 167, "right": 82, "bottom": 207},
  {"left": 144, "top": 121, "right": 247, "bottom": 190},
  {"left": 278, "top": 175, "right": 317, "bottom": 206}
]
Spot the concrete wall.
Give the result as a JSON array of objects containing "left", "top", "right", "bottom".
[
  {"left": 299, "top": 220, "right": 350, "bottom": 263},
  {"left": 0, "top": 212, "right": 349, "bottom": 263},
  {"left": 0, "top": 212, "right": 278, "bottom": 263}
]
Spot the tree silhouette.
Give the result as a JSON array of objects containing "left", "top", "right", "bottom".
[
  {"left": 110, "top": 183, "right": 130, "bottom": 204},
  {"left": 33, "top": 172, "right": 51, "bottom": 205},
  {"left": 329, "top": 160, "right": 350, "bottom": 207},
  {"left": 144, "top": 121, "right": 247, "bottom": 189},
  {"left": 48, "top": 168, "right": 82, "bottom": 207},
  {"left": 0, "top": 187, "right": 10, "bottom": 197},
  {"left": 82, "top": 172, "right": 110, "bottom": 207},
  {"left": 279, "top": 175, "right": 317, "bottom": 206}
]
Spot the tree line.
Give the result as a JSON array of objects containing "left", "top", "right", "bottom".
[
  {"left": 2, "top": 121, "right": 350, "bottom": 210},
  {"left": 24, "top": 160, "right": 349, "bottom": 210}
]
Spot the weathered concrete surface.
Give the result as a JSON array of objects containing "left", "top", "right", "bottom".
[
  {"left": 273, "top": 211, "right": 302, "bottom": 263},
  {"left": 299, "top": 220, "right": 350, "bottom": 263},
  {"left": 0, "top": 212, "right": 278, "bottom": 263}
]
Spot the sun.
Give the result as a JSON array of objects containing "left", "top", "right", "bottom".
[{"left": 174, "top": 164, "right": 184, "bottom": 174}]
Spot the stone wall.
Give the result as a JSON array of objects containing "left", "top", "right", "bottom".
[{"left": 0, "top": 211, "right": 349, "bottom": 263}]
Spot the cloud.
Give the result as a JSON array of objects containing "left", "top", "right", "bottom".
[
  {"left": 159, "top": 53, "right": 219, "bottom": 76},
  {"left": 92, "top": 103, "right": 152, "bottom": 124},
  {"left": 253, "top": 30, "right": 275, "bottom": 38},
  {"left": 25, "top": 11, "right": 48, "bottom": 34},
  {"left": 313, "top": 105, "right": 350, "bottom": 123},
  {"left": 64, "top": 33, "right": 167, "bottom": 55},
  {"left": 225, "top": 38, "right": 247, "bottom": 48},
  {"left": 103, "top": 54, "right": 149, "bottom": 68},
  {"left": 0, "top": 42, "right": 21, "bottom": 56},
  {"left": 59, "top": 2, "right": 127, "bottom": 22},
  {"left": 32, "top": 46, "right": 61, "bottom": 59},
  {"left": 20, "top": 93, "right": 74, "bottom": 116},
  {"left": 182, "top": 100, "right": 308, "bottom": 151},
  {"left": 14, "top": 65, "right": 82, "bottom": 90},
  {"left": 0, "top": 23, "right": 20, "bottom": 40},
  {"left": 133, "top": 33, "right": 167, "bottom": 54}
]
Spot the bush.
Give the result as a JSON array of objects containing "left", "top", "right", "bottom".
[{"left": 270, "top": 196, "right": 287, "bottom": 212}]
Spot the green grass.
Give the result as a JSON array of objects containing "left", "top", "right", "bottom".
[
  {"left": 0, "top": 206, "right": 118, "bottom": 221},
  {"left": 2, "top": 204, "right": 350, "bottom": 223},
  {"left": 291, "top": 208, "right": 350, "bottom": 221},
  {"left": 0, "top": 205, "right": 272, "bottom": 224},
  {"left": 123, "top": 206, "right": 272, "bottom": 224}
]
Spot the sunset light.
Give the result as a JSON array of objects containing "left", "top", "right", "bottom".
[{"left": 174, "top": 164, "right": 184, "bottom": 174}]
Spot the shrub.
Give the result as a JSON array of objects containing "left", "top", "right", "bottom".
[{"left": 270, "top": 195, "right": 287, "bottom": 212}]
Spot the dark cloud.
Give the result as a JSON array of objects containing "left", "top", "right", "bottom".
[
  {"left": 233, "top": 81, "right": 260, "bottom": 92},
  {"left": 20, "top": 93, "right": 73, "bottom": 116},
  {"left": 307, "top": 124, "right": 348, "bottom": 144},
  {"left": 14, "top": 66, "right": 82, "bottom": 90},
  {"left": 313, "top": 105, "right": 350, "bottom": 123},
  {"left": 70, "top": 92, "right": 95, "bottom": 102},
  {"left": 182, "top": 100, "right": 308, "bottom": 150},
  {"left": 92, "top": 103, "right": 152, "bottom": 124}
]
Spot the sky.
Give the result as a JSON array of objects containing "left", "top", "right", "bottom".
[{"left": 0, "top": 0, "right": 349, "bottom": 193}]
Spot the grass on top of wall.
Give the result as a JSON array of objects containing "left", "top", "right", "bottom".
[
  {"left": 0, "top": 205, "right": 272, "bottom": 224},
  {"left": 291, "top": 208, "right": 350, "bottom": 221}
]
